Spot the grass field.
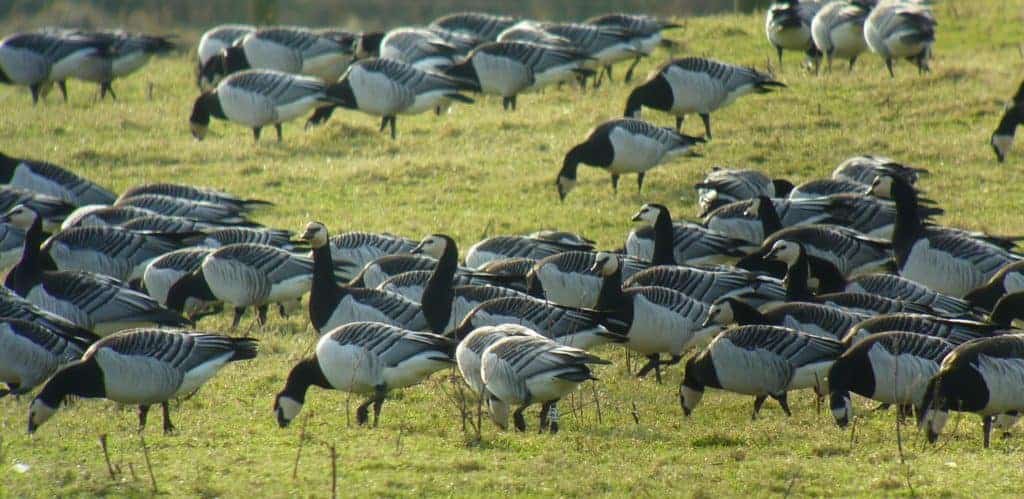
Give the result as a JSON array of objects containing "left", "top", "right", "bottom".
[{"left": 4, "top": 2, "right": 1024, "bottom": 496}]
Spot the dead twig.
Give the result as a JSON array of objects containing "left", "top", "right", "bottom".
[
  {"left": 631, "top": 401, "right": 640, "bottom": 425},
  {"left": 292, "top": 412, "right": 310, "bottom": 480},
  {"left": 327, "top": 443, "right": 338, "bottom": 499},
  {"left": 99, "top": 434, "right": 118, "bottom": 480},
  {"left": 138, "top": 432, "right": 158, "bottom": 493}
]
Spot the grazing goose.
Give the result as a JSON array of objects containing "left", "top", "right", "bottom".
[
  {"left": 454, "top": 295, "right": 622, "bottom": 349},
  {"left": 456, "top": 324, "right": 542, "bottom": 402},
  {"left": 680, "top": 324, "right": 843, "bottom": 418},
  {"left": 64, "top": 30, "right": 175, "bottom": 99},
  {"left": 4, "top": 206, "right": 189, "bottom": 334},
  {"left": 843, "top": 313, "right": 1002, "bottom": 348},
  {"left": 556, "top": 119, "right": 702, "bottom": 200},
  {"left": 118, "top": 183, "right": 271, "bottom": 212},
  {"left": 28, "top": 329, "right": 257, "bottom": 434},
  {"left": 832, "top": 155, "right": 926, "bottom": 186},
  {"left": 706, "top": 297, "right": 869, "bottom": 341},
  {"left": 625, "top": 265, "right": 788, "bottom": 307},
  {"left": 303, "top": 222, "right": 427, "bottom": 333},
  {"left": 431, "top": 12, "right": 519, "bottom": 42},
  {"left": 0, "top": 221, "right": 25, "bottom": 271},
  {"left": 377, "top": 28, "right": 460, "bottom": 70},
  {"left": 0, "top": 318, "right": 90, "bottom": 398},
  {"left": 527, "top": 251, "right": 648, "bottom": 308},
  {"left": 919, "top": 335, "right": 1024, "bottom": 448},
  {"left": 626, "top": 204, "right": 756, "bottom": 266},
  {"left": 765, "top": 0, "right": 824, "bottom": 68},
  {"left": 871, "top": 174, "right": 1021, "bottom": 297},
  {"left": 0, "top": 186, "right": 74, "bottom": 232},
  {"left": 592, "top": 252, "right": 720, "bottom": 382},
  {"left": 198, "top": 27, "right": 353, "bottom": 88},
  {"left": 61, "top": 205, "right": 156, "bottom": 230},
  {"left": 829, "top": 332, "right": 954, "bottom": 427},
  {"left": 540, "top": 23, "right": 640, "bottom": 84},
  {"left": 0, "top": 153, "right": 115, "bottom": 206},
  {"left": 964, "top": 261, "right": 1024, "bottom": 311},
  {"left": 864, "top": 0, "right": 936, "bottom": 77},
  {"left": 323, "top": 231, "right": 417, "bottom": 280},
  {"left": 41, "top": 225, "right": 182, "bottom": 282},
  {"left": 190, "top": 69, "right": 339, "bottom": 142},
  {"left": 464, "top": 234, "right": 592, "bottom": 269},
  {"left": 142, "top": 248, "right": 218, "bottom": 317},
  {"left": 695, "top": 167, "right": 794, "bottom": 215},
  {"left": 166, "top": 243, "right": 319, "bottom": 329},
  {"left": 991, "top": 81, "right": 1024, "bottom": 163},
  {"left": 845, "top": 273, "right": 976, "bottom": 318},
  {"left": 274, "top": 321, "right": 452, "bottom": 428},
  {"left": 703, "top": 196, "right": 832, "bottom": 245},
  {"left": 624, "top": 57, "right": 785, "bottom": 138},
  {"left": 481, "top": 334, "right": 608, "bottom": 433},
  {"left": 810, "top": 1, "right": 871, "bottom": 72},
  {"left": 115, "top": 194, "right": 249, "bottom": 225},
  {"left": 585, "top": 13, "right": 681, "bottom": 82},
  {"left": 0, "top": 31, "right": 111, "bottom": 103},
  {"left": 740, "top": 225, "right": 893, "bottom": 279},
  {"left": 196, "top": 24, "right": 255, "bottom": 74},
  {"left": 305, "top": 58, "right": 475, "bottom": 139},
  {"left": 0, "top": 287, "right": 100, "bottom": 341}
]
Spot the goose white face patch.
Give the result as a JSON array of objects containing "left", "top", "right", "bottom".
[
  {"left": 416, "top": 236, "right": 447, "bottom": 259},
  {"left": 28, "top": 398, "right": 57, "bottom": 432},
  {"left": 592, "top": 252, "right": 620, "bottom": 277},
  {"left": 992, "top": 134, "right": 1014, "bottom": 160},
  {"left": 680, "top": 384, "right": 704, "bottom": 414},
  {"left": 707, "top": 301, "right": 733, "bottom": 326},
  {"left": 870, "top": 175, "right": 894, "bottom": 199},
  {"left": 767, "top": 240, "right": 800, "bottom": 266},
  {"left": 831, "top": 394, "right": 852, "bottom": 426},
  {"left": 275, "top": 395, "right": 303, "bottom": 425},
  {"left": 635, "top": 205, "right": 660, "bottom": 225},
  {"left": 302, "top": 222, "right": 329, "bottom": 248}
]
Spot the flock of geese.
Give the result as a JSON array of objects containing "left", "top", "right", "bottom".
[{"left": 2, "top": 2, "right": 1024, "bottom": 455}]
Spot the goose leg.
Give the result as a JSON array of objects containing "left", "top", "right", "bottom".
[
  {"left": 637, "top": 172, "right": 645, "bottom": 192},
  {"left": 30, "top": 84, "right": 41, "bottom": 105},
  {"left": 355, "top": 398, "right": 373, "bottom": 426},
  {"left": 538, "top": 400, "right": 553, "bottom": 433},
  {"left": 624, "top": 56, "right": 642, "bottom": 82},
  {"left": 826, "top": 52, "right": 834, "bottom": 74},
  {"left": 752, "top": 395, "right": 767, "bottom": 420},
  {"left": 675, "top": 116, "right": 684, "bottom": 131},
  {"left": 635, "top": 354, "right": 660, "bottom": 379},
  {"left": 513, "top": 406, "right": 527, "bottom": 432},
  {"left": 387, "top": 116, "right": 397, "bottom": 139},
  {"left": 898, "top": 404, "right": 914, "bottom": 422},
  {"left": 549, "top": 403, "right": 560, "bottom": 434},
  {"left": 604, "top": 65, "right": 614, "bottom": 84},
  {"left": 776, "top": 46, "right": 784, "bottom": 69},
  {"left": 885, "top": 58, "right": 895, "bottom": 78},
  {"left": 277, "top": 303, "right": 288, "bottom": 318},
  {"left": 502, "top": 97, "right": 511, "bottom": 111},
  {"left": 510, "top": 95, "right": 517, "bottom": 111},
  {"left": 983, "top": 415, "right": 993, "bottom": 448},
  {"left": 699, "top": 114, "right": 712, "bottom": 139},
  {"left": 161, "top": 402, "right": 175, "bottom": 434},
  {"left": 100, "top": 82, "right": 117, "bottom": 100},
  {"left": 252, "top": 127, "right": 262, "bottom": 142},
  {"left": 849, "top": 56, "right": 858, "bottom": 71},
  {"left": 610, "top": 174, "right": 620, "bottom": 194},
  {"left": 230, "top": 307, "right": 245, "bottom": 330},
  {"left": 138, "top": 404, "right": 151, "bottom": 430},
  {"left": 275, "top": 124, "right": 282, "bottom": 142},
  {"left": 379, "top": 116, "right": 388, "bottom": 132},
  {"left": 58, "top": 80, "right": 68, "bottom": 102},
  {"left": 256, "top": 305, "right": 268, "bottom": 327},
  {"left": 371, "top": 386, "right": 386, "bottom": 428},
  {"left": 773, "top": 393, "right": 792, "bottom": 416}
]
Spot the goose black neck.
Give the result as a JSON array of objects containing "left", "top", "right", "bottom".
[
  {"left": 755, "top": 197, "right": 783, "bottom": 236},
  {"left": 36, "top": 359, "right": 105, "bottom": 407},
  {"left": 5, "top": 215, "right": 44, "bottom": 294},
  {"left": 994, "top": 105, "right": 1022, "bottom": 136},
  {"left": 807, "top": 255, "right": 848, "bottom": 294},
  {"left": 889, "top": 177, "right": 924, "bottom": 248},
  {"left": 728, "top": 300, "right": 767, "bottom": 326},
  {"left": 309, "top": 243, "right": 342, "bottom": 332},
  {"left": 783, "top": 250, "right": 814, "bottom": 300},
  {"left": 595, "top": 261, "right": 625, "bottom": 311},
  {"left": 421, "top": 242, "right": 458, "bottom": 334},
  {"left": 651, "top": 208, "right": 676, "bottom": 265},
  {"left": 990, "top": 293, "right": 1024, "bottom": 327},
  {"left": 559, "top": 145, "right": 585, "bottom": 180},
  {"left": 281, "top": 357, "right": 331, "bottom": 403}
]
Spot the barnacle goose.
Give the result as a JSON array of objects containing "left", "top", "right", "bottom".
[
  {"left": 705, "top": 297, "right": 870, "bottom": 341},
  {"left": 624, "top": 57, "right": 785, "bottom": 138},
  {"left": 592, "top": 252, "right": 720, "bottom": 382},
  {"left": 305, "top": 58, "right": 475, "bottom": 139},
  {"left": 695, "top": 167, "right": 794, "bottom": 215},
  {"left": 195, "top": 227, "right": 300, "bottom": 250},
  {"left": 464, "top": 234, "right": 592, "bottom": 269},
  {"left": 348, "top": 254, "right": 439, "bottom": 288},
  {"left": 842, "top": 313, "right": 1002, "bottom": 348},
  {"left": 680, "top": 324, "right": 843, "bottom": 418},
  {"left": 527, "top": 251, "right": 648, "bottom": 308},
  {"left": 28, "top": 328, "right": 257, "bottom": 434},
  {"left": 0, "top": 318, "right": 90, "bottom": 398},
  {"left": 67, "top": 30, "right": 175, "bottom": 99},
  {"left": 919, "top": 335, "right": 1024, "bottom": 448},
  {"left": 274, "top": 321, "right": 452, "bottom": 428},
  {"left": 196, "top": 24, "right": 255, "bottom": 74},
  {"left": 864, "top": 0, "right": 936, "bottom": 77},
  {"left": 845, "top": 273, "right": 976, "bottom": 318},
  {"left": 118, "top": 183, "right": 272, "bottom": 212},
  {"left": 0, "top": 287, "right": 100, "bottom": 341},
  {"left": 380, "top": 270, "right": 530, "bottom": 315},
  {"left": 765, "top": 0, "right": 825, "bottom": 69},
  {"left": 702, "top": 196, "right": 832, "bottom": 245},
  {"left": 497, "top": 22, "right": 574, "bottom": 47},
  {"left": 303, "top": 222, "right": 427, "bottom": 333},
  {"left": 0, "top": 153, "right": 115, "bottom": 206},
  {"left": 322, "top": 230, "right": 416, "bottom": 280},
  {"left": 556, "top": 119, "right": 703, "bottom": 200},
  {"left": 115, "top": 194, "right": 250, "bottom": 225},
  {"left": 120, "top": 214, "right": 214, "bottom": 235},
  {"left": 585, "top": 13, "right": 682, "bottom": 82},
  {"left": 991, "top": 80, "right": 1024, "bottom": 163},
  {"left": 0, "top": 31, "right": 112, "bottom": 103},
  {"left": 540, "top": 22, "right": 640, "bottom": 85},
  {"left": 810, "top": 1, "right": 871, "bottom": 72},
  {"left": 481, "top": 334, "right": 608, "bottom": 433},
  {"left": 0, "top": 186, "right": 75, "bottom": 232},
  {"left": 4, "top": 206, "right": 189, "bottom": 334},
  {"left": 166, "top": 243, "right": 319, "bottom": 329},
  {"left": 61, "top": 205, "right": 156, "bottom": 230},
  {"left": 198, "top": 27, "right": 353, "bottom": 89},
  {"left": 740, "top": 225, "right": 893, "bottom": 279},
  {"left": 41, "top": 225, "right": 182, "bottom": 282},
  {"left": 829, "top": 332, "right": 953, "bottom": 427},
  {"left": 453, "top": 295, "right": 622, "bottom": 350},
  {"left": 964, "top": 261, "right": 1024, "bottom": 311},
  {"left": 190, "top": 69, "right": 339, "bottom": 142},
  {"left": 788, "top": 178, "right": 869, "bottom": 199},
  {"left": 431, "top": 12, "right": 519, "bottom": 42},
  {"left": 833, "top": 155, "right": 926, "bottom": 186},
  {"left": 142, "top": 248, "right": 218, "bottom": 318},
  {"left": 425, "top": 27, "right": 483, "bottom": 56},
  {"left": 625, "top": 265, "right": 788, "bottom": 307},
  {"left": 625, "top": 203, "right": 756, "bottom": 266},
  {"left": 456, "top": 324, "right": 542, "bottom": 409},
  {"left": 871, "top": 174, "right": 1022, "bottom": 297},
  {"left": 377, "top": 28, "right": 460, "bottom": 71}
]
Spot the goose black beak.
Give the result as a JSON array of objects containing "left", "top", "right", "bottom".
[
  {"left": 299, "top": 228, "right": 317, "bottom": 241},
  {"left": 27, "top": 420, "right": 37, "bottom": 434},
  {"left": 275, "top": 408, "right": 290, "bottom": 428}
]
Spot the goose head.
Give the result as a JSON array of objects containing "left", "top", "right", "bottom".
[
  {"left": 0, "top": 204, "right": 40, "bottom": 230},
  {"left": 679, "top": 357, "right": 705, "bottom": 417},
  {"left": 299, "top": 221, "right": 330, "bottom": 249},
  {"left": 918, "top": 379, "right": 951, "bottom": 444},
  {"left": 274, "top": 357, "right": 330, "bottom": 428},
  {"left": 589, "top": 252, "right": 621, "bottom": 277},
  {"left": 703, "top": 298, "right": 736, "bottom": 327},
  {"left": 273, "top": 393, "right": 304, "bottom": 428},
  {"left": 412, "top": 234, "right": 454, "bottom": 260},
  {"left": 27, "top": 397, "right": 58, "bottom": 434},
  {"left": 764, "top": 239, "right": 802, "bottom": 267},
  {"left": 486, "top": 393, "right": 510, "bottom": 430},
  {"left": 830, "top": 390, "right": 853, "bottom": 428},
  {"left": 868, "top": 174, "right": 896, "bottom": 199},
  {"left": 189, "top": 91, "right": 219, "bottom": 140},
  {"left": 631, "top": 203, "right": 663, "bottom": 225}
]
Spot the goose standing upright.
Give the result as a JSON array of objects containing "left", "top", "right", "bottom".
[
  {"left": 624, "top": 57, "right": 785, "bottom": 138},
  {"left": 864, "top": 0, "right": 936, "bottom": 77},
  {"left": 274, "top": 321, "right": 452, "bottom": 428},
  {"left": 870, "top": 174, "right": 1021, "bottom": 297},
  {"left": 765, "top": 0, "right": 825, "bottom": 69},
  {"left": 28, "top": 328, "right": 257, "bottom": 434},
  {"left": 556, "top": 118, "right": 703, "bottom": 200},
  {"left": 990, "top": 80, "right": 1024, "bottom": 163},
  {"left": 810, "top": 0, "right": 871, "bottom": 72},
  {"left": 0, "top": 153, "right": 116, "bottom": 206},
  {"left": 0, "top": 31, "right": 111, "bottom": 104}
]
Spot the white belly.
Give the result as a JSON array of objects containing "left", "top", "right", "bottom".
[
  {"left": 0, "top": 45, "right": 50, "bottom": 84},
  {"left": 317, "top": 340, "right": 380, "bottom": 394},
  {"left": 710, "top": 340, "right": 791, "bottom": 395},
  {"left": 218, "top": 86, "right": 275, "bottom": 128},
  {"left": 901, "top": 239, "right": 987, "bottom": 297},
  {"left": 244, "top": 39, "right": 302, "bottom": 73},
  {"left": 977, "top": 355, "right": 1024, "bottom": 415},
  {"left": 665, "top": 66, "right": 725, "bottom": 114},
  {"left": 608, "top": 128, "right": 667, "bottom": 172},
  {"left": 473, "top": 53, "right": 531, "bottom": 97},
  {"left": 96, "top": 350, "right": 181, "bottom": 404},
  {"left": 829, "top": 22, "right": 868, "bottom": 59},
  {"left": 867, "top": 347, "right": 938, "bottom": 405}
]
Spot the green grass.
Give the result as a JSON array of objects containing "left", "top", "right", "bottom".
[{"left": 4, "top": 2, "right": 1024, "bottom": 496}]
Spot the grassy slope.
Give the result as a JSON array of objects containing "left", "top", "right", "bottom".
[{"left": 3, "top": 2, "right": 1024, "bottom": 496}]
